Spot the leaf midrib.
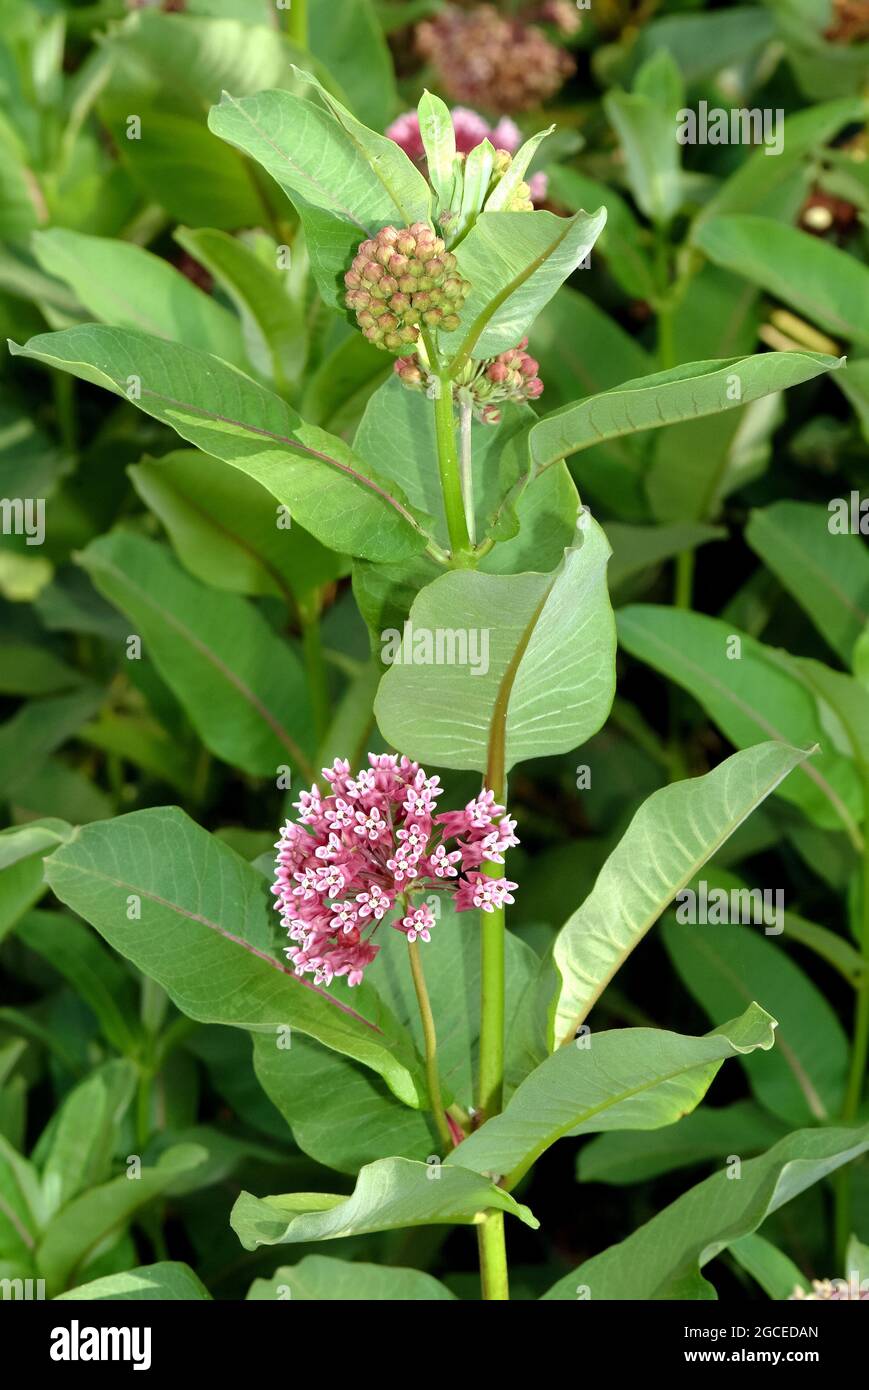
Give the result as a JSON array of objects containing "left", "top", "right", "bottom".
[
  {"left": 620, "top": 616, "right": 857, "bottom": 837},
  {"left": 673, "top": 929, "right": 828, "bottom": 1121},
  {"left": 83, "top": 550, "right": 316, "bottom": 782},
  {"left": 46, "top": 854, "right": 383, "bottom": 1033},
  {"left": 495, "top": 1026, "right": 774, "bottom": 1190},
  {"left": 557, "top": 748, "right": 806, "bottom": 1044}
]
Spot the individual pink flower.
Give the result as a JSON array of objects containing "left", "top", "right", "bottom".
[
  {"left": 272, "top": 755, "right": 519, "bottom": 988},
  {"left": 386, "top": 107, "right": 548, "bottom": 205}
]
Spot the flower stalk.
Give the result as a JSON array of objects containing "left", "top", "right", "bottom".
[
  {"left": 432, "top": 372, "right": 475, "bottom": 564},
  {"left": 407, "top": 935, "right": 452, "bottom": 1152}
]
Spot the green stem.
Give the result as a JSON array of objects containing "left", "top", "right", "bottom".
[
  {"left": 427, "top": 349, "right": 474, "bottom": 564},
  {"left": 136, "top": 1069, "right": 153, "bottom": 1148},
  {"left": 656, "top": 302, "right": 676, "bottom": 371},
  {"left": 298, "top": 591, "right": 330, "bottom": 746},
  {"left": 674, "top": 547, "right": 694, "bottom": 610},
  {"left": 285, "top": 0, "right": 308, "bottom": 46},
  {"left": 476, "top": 756, "right": 509, "bottom": 1299},
  {"left": 477, "top": 862, "right": 506, "bottom": 1120},
  {"left": 407, "top": 938, "right": 452, "bottom": 1152},
  {"left": 53, "top": 370, "right": 76, "bottom": 453},
  {"left": 476, "top": 1210, "right": 509, "bottom": 1300},
  {"left": 653, "top": 229, "right": 676, "bottom": 367},
  {"left": 458, "top": 396, "right": 476, "bottom": 547}
]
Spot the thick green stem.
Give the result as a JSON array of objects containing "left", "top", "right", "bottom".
[
  {"left": 477, "top": 863, "right": 506, "bottom": 1121},
  {"left": 298, "top": 591, "right": 330, "bottom": 746},
  {"left": 285, "top": 0, "right": 308, "bottom": 46},
  {"left": 432, "top": 375, "right": 474, "bottom": 564},
  {"left": 476, "top": 1211, "right": 509, "bottom": 1300},
  {"left": 477, "top": 763, "right": 509, "bottom": 1298},
  {"left": 657, "top": 303, "right": 676, "bottom": 372},
  {"left": 53, "top": 370, "right": 76, "bottom": 453},
  {"left": 458, "top": 396, "right": 476, "bottom": 547},
  {"left": 407, "top": 937, "right": 452, "bottom": 1152},
  {"left": 674, "top": 547, "right": 695, "bottom": 610}
]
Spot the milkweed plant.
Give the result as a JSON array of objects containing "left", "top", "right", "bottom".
[{"left": 3, "top": 18, "right": 869, "bottom": 1304}]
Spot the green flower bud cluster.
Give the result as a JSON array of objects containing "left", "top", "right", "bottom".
[{"left": 344, "top": 224, "right": 471, "bottom": 353}]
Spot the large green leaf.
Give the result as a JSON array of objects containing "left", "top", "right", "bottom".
[
  {"left": 231, "top": 1156, "right": 538, "bottom": 1250},
  {"left": 578, "top": 1101, "right": 786, "bottom": 1185},
  {"left": 8, "top": 327, "right": 429, "bottom": 564},
  {"left": 173, "top": 227, "right": 306, "bottom": 394},
  {"left": 0, "top": 820, "right": 72, "bottom": 872},
  {"left": 530, "top": 351, "right": 842, "bottom": 469},
  {"left": 617, "top": 606, "right": 862, "bottom": 834},
  {"left": 541, "top": 1124, "right": 869, "bottom": 1299},
  {"left": 252, "top": 1032, "right": 436, "bottom": 1174},
  {"left": 663, "top": 885, "right": 849, "bottom": 1125},
  {"left": 98, "top": 11, "right": 309, "bottom": 228},
  {"left": 604, "top": 88, "right": 682, "bottom": 227},
  {"left": 746, "top": 501, "right": 869, "bottom": 666},
  {"left": 36, "top": 1144, "right": 206, "bottom": 1296},
  {"left": 0, "top": 850, "right": 55, "bottom": 944},
  {"left": 43, "top": 807, "right": 427, "bottom": 1107},
  {"left": 100, "top": 104, "right": 270, "bottom": 230},
  {"left": 606, "top": 522, "right": 726, "bottom": 589},
  {"left": 728, "top": 1233, "right": 809, "bottom": 1300},
  {"left": 247, "top": 1255, "right": 454, "bottom": 1301},
  {"left": 694, "top": 215, "right": 869, "bottom": 346},
  {"left": 56, "top": 1261, "right": 211, "bottom": 1301},
  {"left": 208, "top": 77, "right": 431, "bottom": 306},
  {"left": 31, "top": 228, "right": 246, "bottom": 367},
  {"left": 551, "top": 742, "right": 810, "bottom": 1046},
  {"left": 129, "top": 450, "right": 347, "bottom": 604},
  {"left": 440, "top": 208, "right": 607, "bottom": 367},
  {"left": 783, "top": 655, "right": 869, "bottom": 771},
  {"left": 0, "top": 1133, "right": 44, "bottom": 1265},
  {"left": 448, "top": 1005, "right": 776, "bottom": 1186},
  {"left": 0, "top": 687, "right": 103, "bottom": 800},
  {"left": 78, "top": 531, "right": 316, "bottom": 780},
  {"left": 374, "top": 521, "right": 616, "bottom": 774},
  {"left": 308, "top": 0, "right": 396, "bottom": 131},
  {"left": 695, "top": 97, "right": 868, "bottom": 228},
  {"left": 38, "top": 1061, "right": 137, "bottom": 1214},
  {"left": 17, "top": 911, "right": 141, "bottom": 1057},
  {"left": 646, "top": 394, "right": 780, "bottom": 524},
  {"left": 546, "top": 169, "right": 655, "bottom": 301},
  {"left": 251, "top": 902, "right": 538, "bottom": 1171},
  {"left": 0, "top": 642, "right": 80, "bottom": 697},
  {"left": 102, "top": 10, "right": 309, "bottom": 111}
]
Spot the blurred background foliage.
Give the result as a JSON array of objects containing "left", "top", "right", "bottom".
[{"left": 0, "top": 0, "right": 867, "bottom": 1298}]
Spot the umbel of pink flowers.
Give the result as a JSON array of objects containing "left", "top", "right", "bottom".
[
  {"left": 272, "top": 755, "right": 519, "bottom": 987},
  {"left": 386, "top": 106, "right": 548, "bottom": 205}
]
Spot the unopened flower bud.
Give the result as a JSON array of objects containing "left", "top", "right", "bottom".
[
  {"left": 467, "top": 339, "right": 546, "bottom": 421},
  {"left": 345, "top": 225, "right": 471, "bottom": 352}
]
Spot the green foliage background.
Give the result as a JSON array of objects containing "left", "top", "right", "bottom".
[{"left": 0, "top": 0, "right": 868, "bottom": 1302}]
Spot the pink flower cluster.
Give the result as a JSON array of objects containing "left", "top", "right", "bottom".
[
  {"left": 272, "top": 755, "right": 519, "bottom": 988},
  {"left": 386, "top": 107, "right": 548, "bottom": 205}
]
